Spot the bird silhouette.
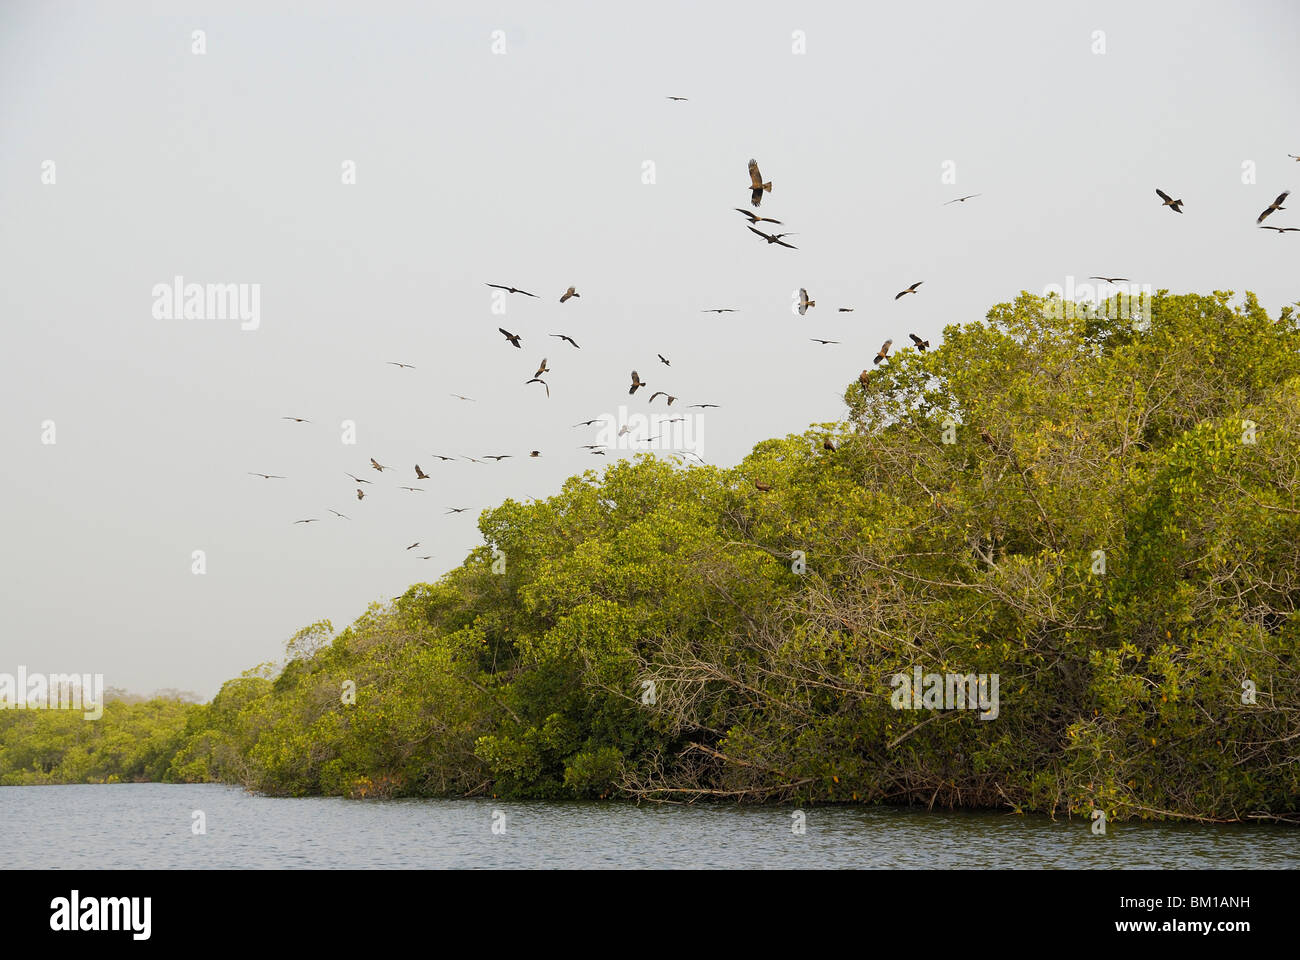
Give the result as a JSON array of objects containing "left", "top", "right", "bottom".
[
  {"left": 629, "top": 370, "right": 647, "bottom": 395},
  {"left": 895, "top": 282, "right": 923, "bottom": 300},
  {"left": 810, "top": 338, "right": 840, "bottom": 345},
  {"left": 748, "top": 226, "right": 797, "bottom": 248},
  {"left": 526, "top": 377, "right": 550, "bottom": 397},
  {"left": 798, "top": 288, "right": 815, "bottom": 315},
  {"left": 533, "top": 358, "right": 550, "bottom": 378},
  {"left": 346, "top": 473, "right": 372, "bottom": 484},
  {"left": 701, "top": 308, "right": 737, "bottom": 313},
  {"left": 281, "top": 417, "right": 311, "bottom": 423},
  {"left": 247, "top": 472, "right": 285, "bottom": 479},
  {"left": 549, "top": 333, "right": 581, "bottom": 348},
  {"left": 649, "top": 391, "right": 677, "bottom": 405},
  {"left": 559, "top": 286, "right": 580, "bottom": 303},
  {"left": 1257, "top": 190, "right": 1290, "bottom": 224},
  {"left": 909, "top": 333, "right": 930, "bottom": 351},
  {"left": 485, "top": 283, "right": 537, "bottom": 297},
  {"left": 734, "top": 208, "right": 783, "bottom": 225},
  {"left": 370, "top": 458, "right": 389, "bottom": 472},
  {"left": 875, "top": 339, "right": 894, "bottom": 365},
  {"left": 387, "top": 361, "right": 416, "bottom": 369},
  {"left": 1156, "top": 188, "right": 1184, "bottom": 213},
  {"left": 356, "top": 488, "right": 366, "bottom": 500},
  {"left": 657, "top": 354, "right": 670, "bottom": 366},
  {"left": 1089, "top": 276, "right": 1129, "bottom": 284},
  {"left": 415, "top": 465, "right": 429, "bottom": 479},
  {"left": 1260, "top": 225, "right": 1300, "bottom": 234},
  {"left": 294, "top": 518, "right": 320, "bottom": 524},
  {"left": 747, "top": 159, "right": 773, "bottom": 207},
  {"left": 945, "top": 194, "right": 982, "bottom": 204},
  {"left": 498, "top": 327, "right": 523, "bottom": 348}
]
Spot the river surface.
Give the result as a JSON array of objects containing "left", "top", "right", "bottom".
[{"left": 1, "top": 783, "right": 1294, "bottom": 868}]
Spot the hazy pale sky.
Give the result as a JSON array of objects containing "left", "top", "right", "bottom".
[{"left": 2, "top": 0, "right": 1296, "bottom": 698}]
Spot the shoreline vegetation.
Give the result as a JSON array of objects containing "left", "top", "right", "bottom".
[{"left": 4, "top": 292, "right": 1298, "bottom": 824}]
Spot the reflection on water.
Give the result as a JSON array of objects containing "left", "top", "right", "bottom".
[{"left": 1, "top": 783, "right": 1294, "bottom": 869}]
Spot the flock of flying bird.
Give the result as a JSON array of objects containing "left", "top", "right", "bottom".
[{"left": 248, "top": 119, "right": 1298, "bottom": 552}]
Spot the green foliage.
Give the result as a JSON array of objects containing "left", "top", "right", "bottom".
[
  {"left": 0, "top": 696, "right": 194, "bottom": 785},
  {"left": 8, "top": 291, "right": 1298, "bottom": 822}
]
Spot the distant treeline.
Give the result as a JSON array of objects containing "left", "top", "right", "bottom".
[{"left": 4, "top": 292, "right": 1297, "bottom": 823}]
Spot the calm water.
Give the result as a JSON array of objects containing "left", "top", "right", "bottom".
[{"left": 1, "top": 784, "right": 1295, "bottom": 868}]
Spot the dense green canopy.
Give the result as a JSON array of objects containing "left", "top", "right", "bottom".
[{"left": 5, "top": 291, "right": 1298, "bottom": 822}]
